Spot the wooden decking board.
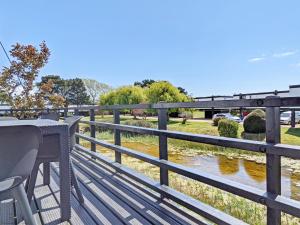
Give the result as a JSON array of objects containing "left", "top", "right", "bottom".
[
  {"left": 73, "top": 151, "right": 206, "bottom": 225},
  {"left": 70, "top": 159, "right": 152, "bottom": 225},
  {"left": 72, "top": 156, "right": 174, "bottom": 225},
  {"left": 41, "top": 166, "right": 98, "bottom": 225},
  {"left": 50, "top": 163, "right": 122, "bottom": 225},
  {"left": 33, "top": 172, "right": 69, "bottom": 225},
  {"left": 72, "top": 152, "right": 204, "bottom": 225},
  {"left": 0, "top": 199, "right": 15, "bottom": 225}
]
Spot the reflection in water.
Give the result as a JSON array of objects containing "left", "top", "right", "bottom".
[
  {"left": 243, "top": 160, "right": 266, "bottom": 183},
  {"left": 290, "top": 173, "right": 300, "bottom": 200},
  {"left": 82, "top": 141, "right": 300, "bottom": 200},
  {"left": 218, "top": 156, "right": 239, "bottom": 175}
]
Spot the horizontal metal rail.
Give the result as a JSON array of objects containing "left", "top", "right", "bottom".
[
  {"left": 75, "top": 134, "right": 300, "bottom": 219},
  {"left": 80, "top": 120, "right": 300, "bottom": 159},
  {"left": 2, "top": 97, "right": 300, "bottom": 113}
]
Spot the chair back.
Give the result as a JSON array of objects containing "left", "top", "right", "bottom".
[
  {"left": 64, "top": 116, "right": 82, "bottom": 149},
  {"left": 39, "top": 112, "right": 60, "bottom": 121},
  {"left": 0, "top": 126, "right": 42, "bottom": 181},
  {"left": 0, "top": 117, "right": 18, "bottom": 121}
]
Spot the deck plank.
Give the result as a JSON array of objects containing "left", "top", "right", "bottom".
[
  {"left": 73, "top": 151, "right": 207, "bottom": 225},
  {"left": 72, "top": 152, "right": 203, "bottom": 225},
  {"left": 34, "top": 171, "right": 69, "bottom": 225},
  {"left": 65, "top": 162, "right": 151, "bottom": 225},
  {"left": 0, "top": 199, "right": 15, "bottom": 225},
  {"left": 49, "top": 163, "right": 122, "bottom": 225}
]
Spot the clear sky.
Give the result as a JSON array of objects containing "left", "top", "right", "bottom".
[{"left": 1, "top": 0, "right": 300, "bottom": 97}]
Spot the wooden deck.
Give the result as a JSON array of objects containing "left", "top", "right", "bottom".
[{"left": 0, "top": 151, "right": 206, "bottom": 225}]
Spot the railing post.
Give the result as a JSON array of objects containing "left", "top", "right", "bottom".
[
  {"left": 90, "top": 109, "right": 96, "bottom": 154},
  {"left": 266, "top": 96, "right": 281, "bottom": 225},
  {"left": 211, "top": 96, "right": 214, "bottom": 118},
  {"left": 239, "top": 94, "right": 243, "bottom": 119},
  {"left": 74, "top": 108, "right": 80, "bottom": 144},
  {"left": 158, "top": 108, "right": 168, "bottom": 186},
  {"left": 64, "top": 108, "right": 68, "bottom": 119},
  {"left": 291, "top": 109, "right": 296, "bottom": 128},
  {"left": 114, "top": 109, "right": 121, "bottom": 163}
]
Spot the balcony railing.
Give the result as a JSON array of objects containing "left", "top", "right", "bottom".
[{"left": 1, "top": 96, "right": 300, "bottom": 225}]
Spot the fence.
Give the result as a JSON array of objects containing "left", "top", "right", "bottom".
[{"left": 1, "top": 96, "right": 300, "bottom": 224}]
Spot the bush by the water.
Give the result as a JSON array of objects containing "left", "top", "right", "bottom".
[
  {"left": 243, "top": 109, "right": 266, "bottom": 133},
  {"left": 212, "top": 117, "right": 223, "bottom": 126},
  {"left": 218, "top": 119, "right": 239, "bottom": 138}
]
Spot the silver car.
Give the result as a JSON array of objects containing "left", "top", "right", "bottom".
[
  {"left": 280, "top": 111, "right": 300, "bottom": 125},
  {"left": 212, "top": 113, "right": 242, "bottom": 123}
]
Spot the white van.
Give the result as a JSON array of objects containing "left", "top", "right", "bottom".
[{"left": 280, "top": 111, "right": 300, "bottom": 125}]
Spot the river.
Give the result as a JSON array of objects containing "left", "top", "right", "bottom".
[{"left": 86, "top": 141, "right": 300, "bottom": 201}]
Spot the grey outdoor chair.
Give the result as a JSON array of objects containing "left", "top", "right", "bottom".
[
  {"left": 0, "top": 116, "right": 18, "bottom": 121},
  {"left": 26, "top": 116, "right": 84, "bottom": 204},
  {"left": 0, "top": 125, "right": 42, "bottom": 225},
  {"left": 39, "top": 112, "right": 60, "bottom": 121}
]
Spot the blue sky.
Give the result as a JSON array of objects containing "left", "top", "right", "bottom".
[{"left": 1, "top": 0, "right": 300, "bottom": 97}]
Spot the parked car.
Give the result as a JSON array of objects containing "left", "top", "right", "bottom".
[
  {"left": 280, "top": 111, "right": 300, "bottom": 125},
  {"left": 212, "top": 113, "right": 242, "bottom": 123}
]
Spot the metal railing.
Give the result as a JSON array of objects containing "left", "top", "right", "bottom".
[
  {"left": 1, "top": 96, "right": 300, "bottom": 224},
  {"left": 73, "top": 96, "right": 300, "bottom": 225}
]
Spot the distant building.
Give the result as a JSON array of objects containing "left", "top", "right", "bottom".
[{"left": 194, "top": 84, "right": 300, "bottom": 118}]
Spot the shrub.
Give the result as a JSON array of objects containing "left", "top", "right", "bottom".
[
  {"left": 122, "top": 120, "right": 155, "bottom": 137},
  {"left": 243, "top": 109, "right": 266, "bottom": 133},
  {"left": 218, "top": 119, "right": 239, "bottom": 138},
  {"left": 212, "top": 116, "right": 224, "bottom": 126},
  {"left": 179, "top": 111, "right": 193, "bottom": 124}
]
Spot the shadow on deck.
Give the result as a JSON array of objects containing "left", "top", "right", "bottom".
[{"left": 1, "top": 151, "right": 206, "bottom": 225}]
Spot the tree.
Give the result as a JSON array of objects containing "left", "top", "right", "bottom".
[
  {"left": 134, "top": 79, "right": 155, "bottom": 88},
  {"left": 65, "top": 78, "right": 90, "bottom": 106},
  {"left": 38, "top": 76, "right": 91, "bottom": 106},
  {"left": 177, "top": 86, "right": 188, "bottom": 95},
  {"left": 100, "top": 85, "right": 145, "bottom": 105},
  {"left": 0, "top": 91, "right": 6, "bottom": 104},
  {"left": 146, "top": 81, "right": 189, "bottom": 103},
  {"left": 0, "top": 42, "right": 64, "bottom": 116},
  {"left": 146, "top": 81, "right": 189, "bottom": 115},
  {"left": 82, "top": 79, "right": 112, "bottom": 104},
  {"left": 37, "top": 75, "right": 66, "bottom": 95}
]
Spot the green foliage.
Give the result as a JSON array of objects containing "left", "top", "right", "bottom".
[
  {"left": 37, "top": 75, "right": 65, "bottom": 95},
  {"left": 177, "top": 86, "right": 188, "bottom": 95},
  {"left": 218, "top": 119, "right": 239, "bottom": 138},
  {"left": 212, "top": 117, "right": 223, "bottom": 126},
  {"left": 146, "top": 81, "right": 189, "bottom": 104},
  {"left": 66, "top": 78, "right": 90, "bottom": 106},
  {"left": 243, "top": 109, "right": 266, "bottom": 133},
  {"left": 179, "top": 111, "right": 193, "bottom": 124},
  {"left": 38, "top": 76, "right": 91, "bottom": 106},
  {"left": 0, "top": 91, "right": 7, "bottom": 103},
  {"left": 100, "top": 85, "right": 145, "bottom": 105},
  {"left": 134, "top": 79, "right": 155, "bottom": 88}
]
